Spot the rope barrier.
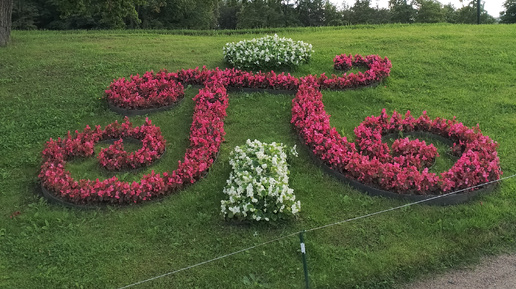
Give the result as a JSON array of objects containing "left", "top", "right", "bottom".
[
  {"left": 118, "top": 232, "right": 299, "bottom": 289},
  {"left": 118, "top": 174, "right": 516, "bottom": 289}
]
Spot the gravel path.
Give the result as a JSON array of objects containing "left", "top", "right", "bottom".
[{"left": 403, "top": 253, "right": 516, "bottom": 289}]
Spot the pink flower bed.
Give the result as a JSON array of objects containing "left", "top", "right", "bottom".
[
  {"left": 106, "top": 70, "right": 184, "bottom": 109},
  {"left": 318, "top": 54, "right": 392, "bottom": 89},
  {"left": 291, "top": 76, "right": 502, "bottom": 195},
  {"left": 96, "top": 118, "right": 166, "bottom": 171},
  {"left": 40, "top": 78, "right": 228, "bottom": 205},
  {"left": 105, "top": 54, "right": 390, "bottom": 111},
  {"left": 40, "top": 53, "right": 501, "bottom": 205},
  {"left": 391, "top": 138, "right": 438, "bottom": 170}
]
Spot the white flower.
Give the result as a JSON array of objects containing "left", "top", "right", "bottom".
[
  {"left": 291, "top": 202, "right": 300, "bottom": 214},
  {"left": 229, "top": 206, "right": 240, "bottom": 214},
  {"left": 246, "top": 183, "right": 254, "bottom": 197},
  {"left": 222, "top": 35, "right": 313, "bottom": 70},
  {"left": 221, "top": 140, "right": 301, "bottom": 222}
]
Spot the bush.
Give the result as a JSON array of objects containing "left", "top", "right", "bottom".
[
  {"left": 223, "top": 34, "right": 313, "bottom": 71},
  {"left": 221, "top": 139, "right": 300, "bottom": 222}
]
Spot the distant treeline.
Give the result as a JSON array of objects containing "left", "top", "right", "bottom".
[{"left": 11, "top": 0, "right": 511, "bottom": 31}]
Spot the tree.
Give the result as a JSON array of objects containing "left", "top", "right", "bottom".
[
  {"left": 12, "top": 0, "right": 38, "bottom": 29},
  {"left": 52, "top": 0, "right": 146, "bottom": 29},
  {"left": 1, "top": 0, "right": 14, "bottom": 46},
  {"left": 219, "top": 0, "right": 242, "bottom": 29},
  {"left": 157, "top": 0, "right": 219, "bottom": 29},
  {"left": 414, "top": 0, "right": 444, "bottom": 23},
  {"left": 341, "top": 2, "right": 353, "bottom": 25},
  {"left": 456, "top": 0, "right": 495, "bottom": 24},
  {"left": 389, "top": 0, "right": 415, "bottom": 23},
  {"left": 349, "top": 0, "right": 376, "bottom": 24},
  {"left": 237, "top": 0, "right": 284, "bottom": 29},
  {"left": 374, "top": 7, "right": 391, "bottom": 24},
  {"left": 296, "top": 0, "right": 325, "bottom": 26},
  {"left": 442, "top": 3, "right": 458, "bottom": 23},
  {"left": 265, "top": 0, "right": 285, "bottom": 27},
  {"left": 323, "top": 0, "right": 343, "bottom": 26},
  {"left": 500, "top": 0, "right": 516, "bottom": 23}
]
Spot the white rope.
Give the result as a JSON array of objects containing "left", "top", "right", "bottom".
[
  {"left": 118, "top": 174, "right": 516, "bottom": 289},
  {"left": 117, "top": 232, "right": 299, "bottom": 289},
  {"left": 306, "top": 174, "right": 516, "bottom": 233}
]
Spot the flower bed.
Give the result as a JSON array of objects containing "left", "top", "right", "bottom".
[
  {"left": 318, "top": 54, "right": 392, "bottom": 90},
  {"left": 97, "top": 119, "right": 166, "bottom": 171},
  {"left": 223, "top": 34, "right": 314, "bottom": 71},
  {"left": 40, "top": 53, "right": 502, "bottom": 206},
  {"left": 291, "top": 76, "right": 502, "bottom": 195},
  {"left": 221, "top": 140, "right": 300, "bottom": 222},
  {"left": 105, "top": 70, "right": 184, "bottom": 110},
  {"left": 105, "top": 54, "right": 390, "bottom": 114},
  {"left": 40, "top": 79, "right": 228, "bottom": 205}
]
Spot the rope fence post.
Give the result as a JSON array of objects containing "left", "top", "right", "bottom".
[{"left": 299, "top": 230, "right": 310, "bottom": 289}]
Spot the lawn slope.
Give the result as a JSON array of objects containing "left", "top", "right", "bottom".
[{"left": 1, "top": 24, "right": 516, "bottom": 288}]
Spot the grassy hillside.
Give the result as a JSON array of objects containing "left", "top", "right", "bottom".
[{"left": 1, "top": 24, "right": 516, "bottom": 288}]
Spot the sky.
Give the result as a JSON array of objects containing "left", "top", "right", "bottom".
[{"left": 330, "top": 0, "right": 506, "bottom": 18}]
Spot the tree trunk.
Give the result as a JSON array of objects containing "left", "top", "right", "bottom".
[{"left": 0, "top": 0, "right": 14, "bottom": 47}]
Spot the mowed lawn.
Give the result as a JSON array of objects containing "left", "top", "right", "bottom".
[{"left": 1, "top": 24, "right": 516, "bottom": 288}]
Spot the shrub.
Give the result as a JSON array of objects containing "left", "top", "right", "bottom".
[
  {"left": 223, "top": 34, "right": 313, "bottom": 71},
  {"left": 221, "top": 139, "right": 300, "bottom": 222}
]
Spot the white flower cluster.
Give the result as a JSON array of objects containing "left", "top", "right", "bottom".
[
  {"left": 223, "top": 34, "right": 314, "bottom": 71},
  {"left": 221, "top": 139, "right": 300, "bottom": 222}
]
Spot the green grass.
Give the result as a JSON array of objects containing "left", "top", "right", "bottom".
[{"left": 1, "top": 24, "right": 516, "bottom": 288}]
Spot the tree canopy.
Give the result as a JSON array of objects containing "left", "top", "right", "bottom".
[
  {"left": 500, "top": 0, "right": 516, "bottom": 23},
  {"left": 9, "top": 0, "right": 502, "bottom": 31}
]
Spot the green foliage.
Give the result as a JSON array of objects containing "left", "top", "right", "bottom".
[
  {"left": 389, "top": 0, "right": 416, "bottom": 23},
  {"left": 350, "top": 0, "right": 377, "bottom": 24},
  {"left": 144, "top": 0, "right": 220, "bottom": 29},
  {"left": 12, "top": 0, "right": 38, "bottom": 30},
  {"left": 414, "top": 0, "right": 445, "bottom": 23},
  {"left": 345, "top": 0, "right": 390, "bottom": 24},
  {"left": 8, "top": 0, "right": 504, "bottom": 31},
  {"left": 443, "top": 4, "right": 458, "bottom": 23},
  {"left": 500, "top": 0, "right": 516, "bottom": 23},
  {"left": 236, "top": 0, "right": 285, "bottom": 29},
  {"left": 323, "top": 0, "right": 343, "bottom": 26},
  {"left": 1, "top": 25, "right": 516, "bottom": 288},
  {"left": 219, "top": 0, "right": 242, "bottom": 29},
  {"left": 51, "top": 0, "right": 146, "bottom": 29},
  {"left": 455, "top": 0, "right": 496, "bottom": 24},
  {"left": 296, "top": 0, "right": 325, "bottom": 26}
]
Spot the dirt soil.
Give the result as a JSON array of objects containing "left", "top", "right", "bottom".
[{"left": 403, "top": 253, "right": 516, "bottom": 289}]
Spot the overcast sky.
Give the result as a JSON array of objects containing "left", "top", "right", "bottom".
[{"left": 330, "top": 0, "right": 506, "bottom": 18}]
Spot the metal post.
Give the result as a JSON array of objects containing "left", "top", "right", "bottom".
[{"left": 299, "top": 231, "right": 310, "bottom": 289}]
